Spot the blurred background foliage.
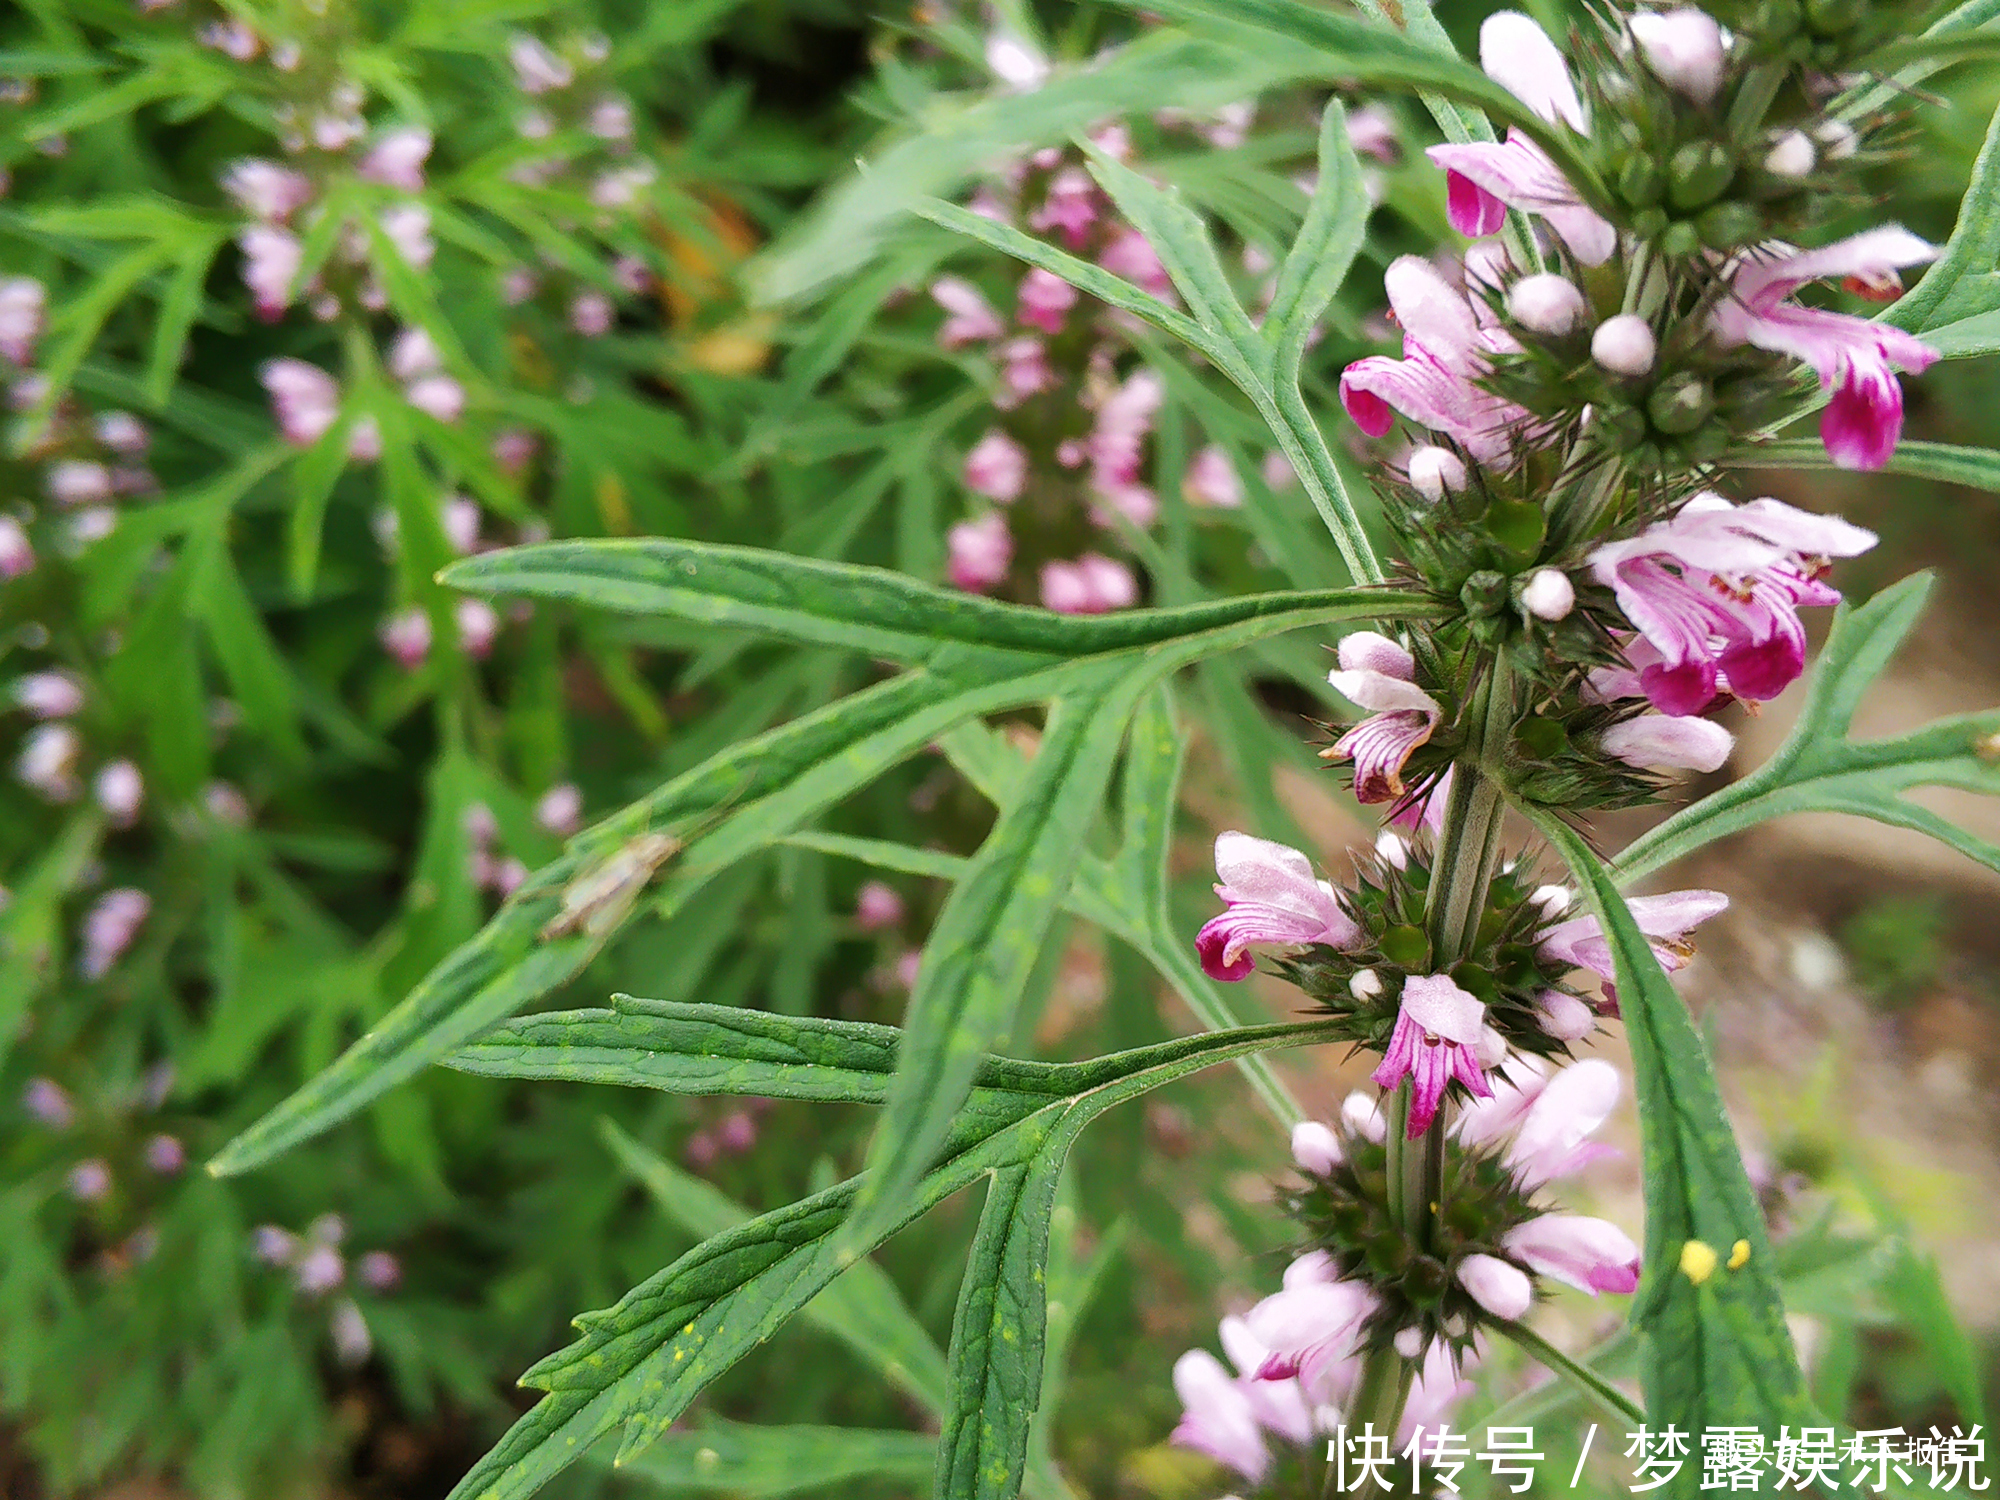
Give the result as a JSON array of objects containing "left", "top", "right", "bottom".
[{"left": 0, "top": 0, "right": 1992, "bottom": 1496}]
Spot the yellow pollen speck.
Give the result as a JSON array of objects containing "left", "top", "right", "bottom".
[
  {"left": 1728, "top": 1239, "right": 1751, "bottom": 1270},
  {"left": 1680, "top": 1239, "right": 1719, "bottom": 1285}
]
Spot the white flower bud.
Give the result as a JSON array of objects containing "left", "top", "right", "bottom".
[
  {"left": 1764, "top": 130, "right": 1816, "bottom": 179},
  {"left": 1520, "top": 568, "right": 1576, "bottom": 621},
  {"left": 1506, "top": 273, "right": 1587, "bottom": 335},
  {"left": 1629, "top": 9, "right": 1727, "bottom": 104},
  {"left": 1591, "top": 314, "right": 1657, "bottom": 376},
  {"left": 1290, "top": 1121, "right": 1342, "bottom": 1176},
  {"left": 1406, "top": 445, "right": 1467, "bottom": 503},
  {"left": 1531, "top": 884, "right": 1573, "bottom": 917},
  {"left": 1601, "top": 713, "right": 1735, "bottom": 773},
  {"left": 94, "top": 759, "right": 144, "bottom": 826},
  {"left": 1535, "top": 990, "right": 1597, "bottom": 1041},
  {"left": 1394, "top": 1325, "right": 1427, "bottom": 1358},
  {"left": 1374, "top": 830, "right": 1409, "bottom": 869},
  {"left": 1349, "top": 967, "right": 1385, "bottom": 1001},
  {"left": 1815, "top": 120, "right": 1858, "bottom": 160},
  {"left": 1341, "top": 1090, "right": 1386, "bottom": 1143}
]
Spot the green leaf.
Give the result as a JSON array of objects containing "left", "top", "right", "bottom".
[
  {"left": 1100, "top": 0, "right": 1608, "bottom": 210},
  {"left": 1525, "top": 809, "right": 1823, "bottom": 1456},
  {"left": 841, "top": 672, "right": 1143, "bottom": 1254},
  {"left": 1729, "top": 437, "right": 2000, "bottom": 492},
  {"left": 600, "top": 1121, "right": 951, "bottom": 1416},
  {"left": 442, "top": 1022, "right": 1328, "bottom": 1500},
  {"left": 1262, "top": 101, "right": 1371, "bottom": 382},
  {"left": 610, "top": 1417, "right": 933, "bottom": 1496},
  {"left": 444, "top": 541, "right": 1422, "bottom": 666},
  {"left": 1614, "top": 574, "right": 2000, "bottom": 883},
  {"left": 1881, "top": 97, "right": 2000, "bottom": 336}
]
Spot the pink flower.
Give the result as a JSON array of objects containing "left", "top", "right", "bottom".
[
  {"left": 387, "top": 327, "right": 441, "bottom": 381},
  {"left": 535, "top": 783, "right": 583, "bottom": 836},
  {"left": 994, "top": 336, "right": 1054, "bottom": 406},
  {"left": 0, "top": 517, "right": 35, "bottom": 578},
  {"left": 1629, "top": 9, "right": 1727, "bottom": 103},
  {"left": 377, "top": 204, "right": 434, "bottom": 271},
  {"left": 1339, "top": 256, "right": 1532, "bottom": 465},
  {"left": 379, "top": 606, "right": 432, "bottom": 669},
  {"left": 405, "top": 373, "right": 465, "bottom": 423},
  {"left": 962, "top": 429, "right": 1028, "bottom": 503},
  {"left": 1711, "top": 228, "right": 1940, "bottom": 470},
  {"left": 1087, "top": 368, "right": 1164, "bottom": 494},
  {"left": 1039, "top": 553, "right": 1137, "bottom": 614},
  {"left": 569, "top": 291, "right": 613, "bottom": 337},
  {"left": 94, "top": 760, "right": 144, "bottom": 826},
  {"left": 1587, "top": 494, "right": 1876, "bottom": 713},
  {"left": 1599, "top": 713, "right": 1733, "bottom": 773},
  {"left": 1537, "top": 890, "right": 1729, "bottom": 1002},
  {"left": 1099, "top": 227, "right": 1173, "bottom": 300},
  {"left": 455, "top": 598, "right": 500, "bottom": 658},
  {"left": 1291, "top": 1120, "right": 1342, "bottom": 1176},
  {"left": 946, "top": 513, "right": 1012, "bottom": 592},
  {"left": 357, "top": 127, "right": 432, "bottom": 192},
  {"left": 1456, "top": 1253, "right": 1532, "bottom": 1319},
  {"left": 94, "top": 411, "right": 149, "bottom": 455},
  {"left": 1345, "top": 104, "right": 1400, "bottom": 163},
  {"left": 1171, "top": 1350, "right": 1273, "bottom": 1482},
  {"left": 588, "top": 96, "right": 634, "bottom": 142},
  {"left": 1030, "top": 166, "right": 1098, "bottom": 248},
  {"left": 239, "top": 226, "right": 304, "bottom": 321},
  {"left": 931, "top": 277, "right": 1004, "bottom": 349},
  {"left": 1425, "top": 14, "right": 1616, "bottom": 266},
  {"left": 510, "top": 35, "right": 573, "bottom": 93},
  {"left": 1373, "top": 973, "right": 1493, "bottom": 1137},
  {"left": 1015, "top": 267, "right": 1076, "bottom": 334},
  {"left": 1183, "top": 445, "right": 1243, "bottom": 508},
  {"left": 68, "top": 1159, "right": 112, "bottom": 1202},
  {"left": 1502, "top": 1213, "right": 1641, "bottom": 1294},
  {"left": 1326, "top": 632, "right": 1442, "bottom": 804},
  {"left": 46, "top": 461, "right": 113, "bottom": 506},
  {"left": 1196, "top": 832, "right": 1362, "bottom": 982},
  {"left": 1242, "top": 1270, "right": 1374, "bottom": 1396},
  {"left": 23, "top": 1077, "right": 74, "bottom": 1129},
  {"left": 854, "top": 880, "right": 905, "bottom": 933},
  {"left": 17, "top": 723, "right": 81, "bottom": 801},
  {"left": 260, "top": 358, "right": 343, "bottom": 447},
  {"left": 221, "top": 159, "right": 315, "bottom": 221},
  {"left": 357, "top": 1251, "right": 401, "bottom": 1291},
  {"left": 80, "top": 888, "right": 150, "bottom": 979},
  {"left": 0, "top": 278, "right": 43, "bottom": 365}
]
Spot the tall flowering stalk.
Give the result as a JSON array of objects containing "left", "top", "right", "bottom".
[{"left": 1171, "top": 2, "right": 1954, "bottom": 1483}]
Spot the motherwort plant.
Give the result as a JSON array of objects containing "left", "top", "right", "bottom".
[{"left": 203, "top": 3, "right": 2000, "bottom": 1498}]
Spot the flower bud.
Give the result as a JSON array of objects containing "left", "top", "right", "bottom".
[
  {"left": 1520, "top": 568, "right": 1576, "bottom": 621},
  {"left": 14, "top": 671, "right": 85, "bottom": 719},
  {"left": 1374, "top": 830, "right": 1409, "bottom": 870},
  {"left": 1405, "top": 446, "right": 1468, "bottom": 503},
  {"left": 1763, "top": 130, "right": 1816, "bottom": 178},
  {"left": 1601, "top": 714, "right": 1734, "bottom": 773},
  {"left": 1182, "top": 445, "right": 1243, "bottom": 509},
  {"left": 1535, "top": 990, "right": 1597, "bottom": 1041},
  {"left": 1506, "top": 273, "right": 1586, "bottom": 336},
  {"left": 68, "top": 1159, "right": 112, "bottom": 1202},
  {"left": 1290, "top": 1121, "right": 1342, "bottom": 1176},
  {"left": 22, "top": 1077, "right": 73, "bottom": 1129},
  {"left": 357, "top": 1251, "right": 402, "bottom": 1291},
  {"left": 1592, "top": 315, "right": 1657, "bottom": 377},
  {"left": 963, "top": 429, "right": 1028, "bottom": 503},
  {"left": 1629, "top": 9, "right": 1728, "bottom": 104},
  {"left": 145, "top": 1134, "right": 185, "bottom": 1174},
  {"left": 379, "top": 607, "right": 432, "bottom": 670},
  {"left": 94, "top": 759, "right": 144, "bottom": 826},
  {"left": 946, "top": 514, "right": 1012, "bottom": 593},
  {"left": 854, "top": 880, "right": 905, "bottom": 932},
  {"left": 1456, "top": 1252, "right": 1533, "bottom": 1320},
  {"left": 1341, "top": 1090, "right": 1386, "bottom": 1143},
  {"left": 1531, "top": 884, "right": 1572, "bottom": 917},
  {"left": 1015, "top": 268, "right": 1077, "bottom": 335},
  {"left": 0, "top": 517, "right": 35, "bottom": 578},
  {"left": 455, "top": 598, "right": 500, "bottom": 659},
  {"left": 535, "top": 783, "right": 583, "bottom": 837}
]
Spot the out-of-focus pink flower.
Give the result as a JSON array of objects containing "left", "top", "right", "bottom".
[
  {"left": 17, "top": 723, "right": 81, "bottom": 801},
  {"left": 295, "top": 1242, "right": 345, "bottom": 1294},
  {"left": 510, "top": 35, "right": 573, "bottom": 94},
  {"left": 144, "top": 1134, "right": 184, "bottom": 1174},
  {"left": 80, "top": 888, "right": 151, "bottom": 979},
  {"left": 330, "top": 1299, "right": 372, "bottom": 1364},
  {"left": 717, "top": 1110, "right": 757, "bottom": 1154},
  {"left": 932, "top": 277, "right": 1004, "bottom": 349},
  {"left": 0, "top": 517, "right": 35, "bottom": 578},
  {"left": 455, "top": 598, "right": 500, "bottom": 658},
  {"left": 1629, "top": 8, "right": 1727, "bottom": 104},
  {"left": 378, "top": 204, "right": 435, "bottom": 271},
  {"left": 1030, "top": 167, "right": 1099, "bottom": 248},
  {"left": 985, "top": 25, "right": 1050, "bottom": 90},
  {"left": 1040, "top": 553, "right": 1136, "bottom": 614},
  {"left": 404, "top": 373, "right": 465, "bottom": 423},
  {"left": 357, "top": 127, "right": 431, "bottom": 192},
  {"left": 0, "top": 278, "right": 43, "bottom": 365},
  {"left": 22, "top": 1077, "right": 73, "bottom": 1129},
  {"left": 611, "top": 254, "right": 650, "bottom": 294},
  {"left": 493, "top": 429, "right": 537, "bottom": 473},
  {"left": 590, "top": 163, "right": 656, "bottom": 210},
  {"left": 854, "top": 880, "right": 905, "bottom": 932},
  {"left": 198, "top": 18, "right": 259, "bottom": 59},
  {"left": 946, "top": 513, "right": 1013, "bottom": 593},
  {"left": 239, "top": 226, "right": 304, "bottom": 321},
  {"left": 260, "top": 358, "right": 341, "bottom": 446},
  {"left": 995, "top": 336, "right": 1055, "bottom": 407},
  {"left": 46, "top": 461, "right": 113, "bottom": 506},
  {"left": 1183, "top": 445, "right": 1243, "bottom": 508},
  {"left": 1099, "top": 227, "right": 1173, "bottom": 300},
  {"left": 536, "top": 783, "right": 583, "bottom": 836},
  {"left": 94, "top": 411, "right": 149, "bottom": 455},
  {"left": 222, "top": 159, "right": 315, "bottom": 221},
  {"left": 963, "top": 429, "right": 1028, "bottom": 503},
  {"left": 94, "top": 759, "right": 144, "bottom": 827},
  {"left": 570, "top": 290, "right": 614, "bottom": 336},
  {"left": 356, "top": 1250, "right": 401, "bottom": 1290},
  {"left": 1016, "top": 267, "right": 1077, "bottom": 334},
  {"left": 589, "top": 96, "right": 634, "bottom": 141},
  {"left": 14, "top": 671, "right": 84, "bottom": 719},
  {"left": 380, "top": 606, "right": 432, "bottom": 670},
  {"left": 1345, "top": 104, "right": 1400, "bottom": 163},
  {"left": 68, "top": 1159, "right": 113, "bottom": 1202}
]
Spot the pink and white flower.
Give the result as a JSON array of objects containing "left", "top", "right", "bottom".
[
  {"left": 1326, "top": 631, "right": 1442, "bottom": 804},
  {"left": 962, "top": 429, "right": 1028, "bottom": 503},
  {"left": 1537, "top": 889, "right": 1729, "bottom": 1002},
  {"left": 1587, "top": 493, "right": 1876, "bottom": 714},
  {"left": 357, "top": 127, "right": 432, "bottom": 192},
  {"left": 1039, "top": 553, "right": 1137, "bottom": 614},
  {"left": 1502, "top": 1213, "right": 1641, "bottom": 1294},
  {"left": 932, "top": 277, "right": 1004, "bottom": 349},
  {"left": 239, "top": 226, "right": 304, "bottom": 321},
  {"left": 222, "top": 159, "right": 315, "bottom": 222},
  {"left": 1372, "top": 973, "right": 1494, "bottom": 1137},
  {"left": 1457, "top": 1253, "right": 1532, "bottom": 1319},
  {"left": 1425, "top": 13, "right": 1617, "bottom": 266},
  {"left": 1339, "top": 256, "right": 1532, "bottom": 465},
  {"left": 0, "top": 277, "right": 43, "bottom": 365},
  {"left": 1015, "top": 267, "right": 1076, "bottom": 335},
  {"left": 1183, "top": 445, "right": 1244, "bottom": 508},
  {"left": 946, "top": 512, "right": 1013, "bottom": 593},
  {"left": 1710, "top": 228, "right": 1941, "bottom": 470},
  {"left": 1599, "top": 713, "right": 1734, "bottom": 773},
  {"left": 1242, "top": 1262, "right": 1375, "bottom": 1397},
  {"left": 1195, "top": 831, "right": 1362, "bottom": 981},
  {"left": 80, "top": 888, "right": 150, "bottom": 979},
  {"left": 1099, "top": 227, "right": 1173, "bottom": 300}
]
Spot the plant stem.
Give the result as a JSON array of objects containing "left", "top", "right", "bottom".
[
  {"left": 1493, "top": 1321, "right": 1646, "bottom": 1427},
  {"left": 1328, "top": 1346, "right": 1415, "bottom": 1499}
]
